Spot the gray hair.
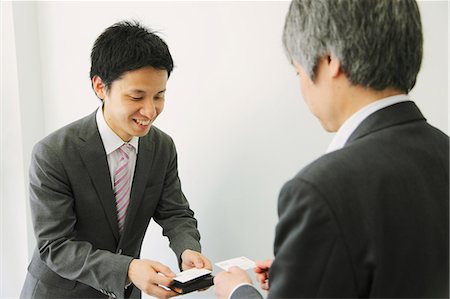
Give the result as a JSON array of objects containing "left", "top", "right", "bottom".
[{"left": 282, "top": 0, "right": 423, "bottom": 93}]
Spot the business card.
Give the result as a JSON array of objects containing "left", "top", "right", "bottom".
[
  {"left": 215, "top": 256, "right": 256, "bottom": 271},
  {"left": 173, "top": 268, "right": 212, "bottom": 283}
]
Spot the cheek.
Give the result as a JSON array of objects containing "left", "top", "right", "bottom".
[
  {"left": 299, "top": 79, "right": 311, "bottom": 105},
  {"left": 125, "top": 102, "right": 140, "bottom": 116},
  {"left": 299, "top": 81, "right": 321, "bottom": 117},
  {"left": 156, "top": 102, "right": 165, "bottom": 115}
]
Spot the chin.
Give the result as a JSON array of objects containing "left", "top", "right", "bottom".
[{"left": 319, "top": 120, "right": 337, "bottom": 133}]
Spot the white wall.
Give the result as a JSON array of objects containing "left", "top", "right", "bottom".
[
  {"left": 2, "top": 1, "right": 448, "bottom": 298},
  {"left": 1, "top": 2, "right": 31, "bottom": 297},
  {"left": 413, "top": 0, "right": 449, "bottom": 132}
]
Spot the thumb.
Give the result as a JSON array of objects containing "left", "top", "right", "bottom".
[
  {"left": 153, "top": 262, "right": 176, "bottom": 278},
  {"left": 228, "top": 266, "right": 243, "bottom": 274},
  {"left": 193, "top": 257, "right": 204, "bottom": 268}
]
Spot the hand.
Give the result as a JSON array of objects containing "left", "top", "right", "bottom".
[
  {"left": 214, "top": 266, "right": 253, "bottom": 299},
  {"left": 127, "top": 259, "right": 178, "bottom": 299},
  {"left": 254, "top": 259, "right": 272, "bottom": 291},
  {"left": 181, "top": 249, "right": 212, "bottom": 271}
]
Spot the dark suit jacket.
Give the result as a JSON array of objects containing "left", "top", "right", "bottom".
[
  {"left": 232, "top": 101, "right": 449, "bottom": 298},
  {"left": 21, "top": 110, "right": 201, "bottom": 299}
]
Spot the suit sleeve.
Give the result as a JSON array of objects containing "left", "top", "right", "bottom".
[
  {"left": 267, "top": 178, "right": 358, "bottom": 298},
  {"left": 153, "top": 139, "right": 201, "bottom": 264},
  {"left": 29, "top": 141, "right": 132, "bottom": 298},
  {"left": 230, "top": 285, "right": 264, "bottom": 299}
]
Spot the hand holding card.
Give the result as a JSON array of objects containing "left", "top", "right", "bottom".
[
  {"left": 255, "top": 259, "right": 272, "bottom": 291},
  {"left": 169, "top": 256, "right": 256, "bottom": 295},
  {"left": 170, "top": 268, "right": 214, "bottom": 295}
]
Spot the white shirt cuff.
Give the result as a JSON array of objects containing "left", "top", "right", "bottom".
[{"left": 228, "top": 283, "right": 253, "bottom": 299}]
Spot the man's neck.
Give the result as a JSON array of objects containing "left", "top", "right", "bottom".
[{"left": 336, "top": 87, "right": 403, "bottom": 131}]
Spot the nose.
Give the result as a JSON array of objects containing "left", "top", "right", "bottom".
[{"left": 140, "top": 99, "right": 157, "bottom": 119}]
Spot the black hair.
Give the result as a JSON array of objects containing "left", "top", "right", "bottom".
[{"left": 90, "top": 20, "right": 174, "bottom": 90}]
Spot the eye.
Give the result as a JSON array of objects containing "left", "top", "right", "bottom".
[{"left": 129, "top": 96, "right": 143, "bottom": 100}]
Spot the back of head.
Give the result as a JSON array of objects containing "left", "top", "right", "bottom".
[
  {"left": 90, "top": 20, "right": 174, "bottom": 90},
  {"left": 282, "top": 0, "right": 423, "bottom": 93}
]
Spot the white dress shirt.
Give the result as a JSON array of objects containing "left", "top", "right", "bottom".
[
  {"left": 326, "top": 94, "right": 410, "bottom": 153},
  {"left": 95, "top": 106, "right": 139, "bottom": 188}
]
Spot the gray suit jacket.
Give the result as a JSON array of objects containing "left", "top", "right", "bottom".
[
  {"left": 232, "top": 101, "right": 449, "bottom": 298},
  {"left": 21, "top": 110, "right": 201, "bottom": 299}
]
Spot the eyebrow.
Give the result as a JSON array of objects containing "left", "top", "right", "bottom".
[
  {"left": 128, "top": 89, "right": 166, "bottom": 94},
  {"left": 128, "top": 89, "right": 145, "bottom": 94}
]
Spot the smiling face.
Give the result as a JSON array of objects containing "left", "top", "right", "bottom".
[{"left": 93, "top": 66, "right": 168, "bottom": 142}]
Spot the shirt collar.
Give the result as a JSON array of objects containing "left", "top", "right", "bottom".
[
  {"left": 96, "top": 105, "right": 139, "bottom": 155},
  {"left": 326, "top": 94, "right": 410, "bottom": 153}
]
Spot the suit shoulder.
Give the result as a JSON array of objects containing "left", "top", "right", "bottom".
[
  {"left": 148, "top": 125, "right": 171, "bottom": 140},
  {"left": 146, "top": 126, "right": 175, "bottom": 146},
  {"left": 34, "top": 113, "right": 94, "bottom": 154},
  {"left": 287, "top": 146, "right": 374, "bottom": 201},
  {"left": 294, "top": 150, "right": 351, "bottom": 184}
]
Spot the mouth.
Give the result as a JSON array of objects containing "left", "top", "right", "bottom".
[{"left": 133, "top": 118, "right": 151, "bottom": 127}]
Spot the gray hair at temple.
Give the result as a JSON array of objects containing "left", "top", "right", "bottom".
[{"left": 282, "top": 0, "right": 423, "bottom": 93}]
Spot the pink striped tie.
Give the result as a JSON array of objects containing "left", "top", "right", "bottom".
[{"left": 113, "top": 143, "right": 133, "bottom": 234}]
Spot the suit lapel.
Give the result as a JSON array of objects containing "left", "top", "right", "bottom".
[
  {"left": 120, "top": 130, "right": 155, "bottom": 241},
  {"left": 346, "top": 101, "right": 426, "bottom": 145},
  {"left": 77, "top": 111, "right": 120, "bottom": 242}
]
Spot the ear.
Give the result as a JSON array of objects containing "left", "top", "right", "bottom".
[
  {"left": 92, "top": 76, "right": 107, "bottom": 100},
  {"left": 327, "top": 54, "right": 342, "bottom": 78}
]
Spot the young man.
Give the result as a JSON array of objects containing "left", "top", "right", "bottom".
[
  {"left": 21, "top": 20, "right": 211, "bottom": 299},
  {"left": 214, "top": 0, "right": 449, "bottom": 298}
]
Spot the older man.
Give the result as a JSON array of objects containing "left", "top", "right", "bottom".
[{"left": 214, "top": 0, "right": 449, "bottom": 298}]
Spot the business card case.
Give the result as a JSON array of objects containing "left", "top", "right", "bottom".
[{"left": 170, "top": 273, "right": 214, "bottom": 294}]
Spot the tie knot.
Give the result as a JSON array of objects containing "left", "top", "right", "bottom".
[{"left": 118, "top": 143, "right": 134, "bottom": 160}]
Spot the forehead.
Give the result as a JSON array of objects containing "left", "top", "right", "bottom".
[{"left": 113, "top": 67, "right": 168, "bottom": 92}]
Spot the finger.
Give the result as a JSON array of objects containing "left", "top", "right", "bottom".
[
  {"left": 153, "top": 262, "right": 176, "bottom": 278},
  {"left": 193, "top": 256, "right": 204, "bottom": 268},
  {"left": 261, "top": 281, "right": 269, "bottom": 291},
  {"left": 197, "top": 285, "right": 213, "bottom": 292},
  {"left": 150, "top": 273, "right": 174, "bottom": 287},
  {"left": 213, "top": 271, "right": 228, "bottom": 284},
  {"left": 164, "top": 289, "right": 179, "bottom": 299},
  {"left": 202, "top": 257, "right": 213, "bottom": 270},
  {"left": 254, "top": 264, "right": 269, "bottom": 272},
  {"left": 228, "top": 266, "right": 247, "bottom": 276},
  {"left": 182, "top": 259, "right": 202, "bottom": 270},
  {"left": 228, "top": 266, "right": 242, "bottom": 273},
  {"left": 255, "top": 273, "right": 267, "bottom": 284},
  {"left": 254, "top": 266, "right": 269, "bottom": 274},
  {"left": 146, "top": 284, "right": 178, "bottom": 299}
]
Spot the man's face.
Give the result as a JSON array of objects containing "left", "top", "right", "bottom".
[
  {"left": 95, "top": 66, "right": 168, "bottom": 142},
  {"left": 293, "top": 59, "right": 339, "bottom": 132}
]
